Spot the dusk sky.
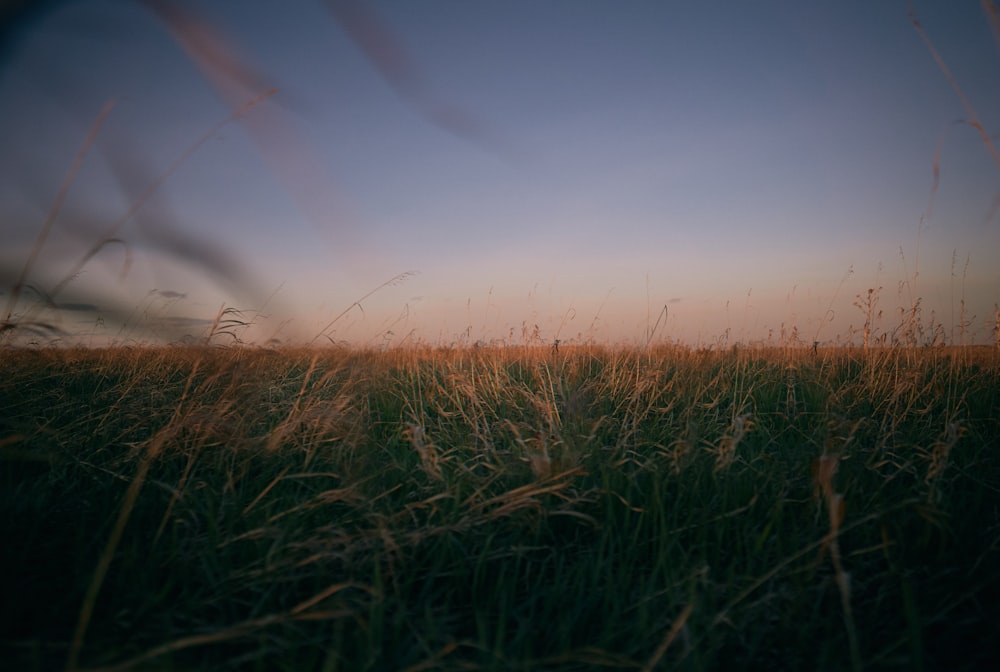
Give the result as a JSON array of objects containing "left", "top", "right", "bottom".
[{"left": 1, "top": 0, "right": 998, "bottom": 347}]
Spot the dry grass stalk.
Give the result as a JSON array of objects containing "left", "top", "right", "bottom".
[
  {"left": 713, "top": 413, "right": 751, "bottom": 473},
  {"left": 909, "top": 1, "right": 1000, "bottom": 173},
  {"left": 925, "top": 420, "right": 965, "bottom": 502},
  {"left": 406, "top": 422, "right": 443, "bottom": 481},
  {"left": 985, "top": 0, "right": 1000, "bottom": 49},
  {"left": 2, "top": 100, "right": 116, "bottom": 331},
  {"left": 812, "top": 448, "right": 862, "bottom": 672},
  {"left": 467, "top": 467, "right": 587, "bottom": 521},
  {"left": 242, "top": 464, "right": 293, "bottom": 515},
  {"left": 641, "top": 601, "right": 694, "bottom": 671},
  {"left": 400, "top": 642, "right": 460, "bottom": 672}
]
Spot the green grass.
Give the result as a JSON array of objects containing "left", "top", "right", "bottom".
[{"left": 1, "top": 343, "right": 998, "bottom": 671}]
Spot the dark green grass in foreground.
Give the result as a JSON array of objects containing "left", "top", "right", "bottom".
[{"left": 1, "top": 345, "right": 998, "bottom": 671}]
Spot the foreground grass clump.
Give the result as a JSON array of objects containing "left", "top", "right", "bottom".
[{"left": 1, "top": 344, "right": 998, "bottom": 671}]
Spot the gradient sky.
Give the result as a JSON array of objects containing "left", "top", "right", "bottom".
[{"left": 1, "top": 0, "right": 999, "bottom": 347}]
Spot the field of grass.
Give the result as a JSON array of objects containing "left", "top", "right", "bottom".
[{"left": 1, "top": 343, "right": 998, "bottom": 671}]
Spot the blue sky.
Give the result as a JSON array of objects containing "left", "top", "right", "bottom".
[{"left": 1, "top": 0, "right": 998, "bottom": 346}]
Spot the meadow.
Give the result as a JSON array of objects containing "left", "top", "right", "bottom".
[
  {"left": 3, "top": 1, "right": 1000, "bottom": 669},
  {"left": 1, "top": 341, "right": 997, "bottom": 670}
]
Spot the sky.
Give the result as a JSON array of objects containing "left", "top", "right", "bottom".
[{"left": 1, "top": 0, "right": 999, "bottom": 347}]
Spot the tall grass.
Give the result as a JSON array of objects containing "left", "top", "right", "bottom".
[{"left": 1, "top": 342, "right": 997, "bottom": 670}]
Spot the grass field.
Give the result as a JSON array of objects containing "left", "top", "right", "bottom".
[{"left": 1, "top": 342, "right": 998, "bottom": 670}]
